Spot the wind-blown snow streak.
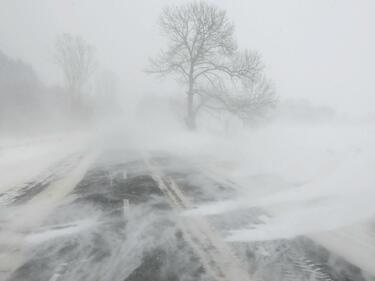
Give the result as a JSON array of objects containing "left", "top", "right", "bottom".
[{"left": 0, "top": 150, "right": 96, "bottom": 278}]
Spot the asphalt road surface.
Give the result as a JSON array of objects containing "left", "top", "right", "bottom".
[{"left": 1, "top": 151, "right": 374, "bottom": 281}]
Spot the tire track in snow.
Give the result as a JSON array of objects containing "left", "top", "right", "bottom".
[
  {"left": 0, "top": 152, "right": 96, "bottom": 280},
  {"left": 146, "top": 157, "right": 252, "bottom": 281}
]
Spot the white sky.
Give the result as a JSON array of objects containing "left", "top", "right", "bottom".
[{"left": 1, "top": 0, "right": 374, "bottom": 114}]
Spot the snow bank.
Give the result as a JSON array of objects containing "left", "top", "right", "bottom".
[
  {"left": 125, "top": 119, "right": 375, "bottom": 240},
  {"left": 0, "top": 132, "right": 91, "bottom": 193}
]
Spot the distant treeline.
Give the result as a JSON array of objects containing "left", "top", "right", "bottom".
[{"left": 0, "top": 50, "right": 81, "bottom": 135}]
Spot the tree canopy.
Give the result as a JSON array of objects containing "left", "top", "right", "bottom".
[{"left": 148, "top": 1, "right": 276, "bottom": 129}]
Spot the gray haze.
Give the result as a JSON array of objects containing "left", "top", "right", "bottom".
[
  {"left": 1, "top": 1, "right": 375, "bottom": 280},
  {"left": 1, "top": 0, "right": 374, "bottom": 115}
]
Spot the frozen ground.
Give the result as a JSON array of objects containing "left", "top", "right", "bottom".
[
  {"left": 1, "top": 149, "right": 371, "bottom": 281},
  {"left": 1, "top": 120, "right": 375, "bottom": 280},
  {"left": 0, "top": 132, "right": 92, "bottom": 194},
  {"left": 159, "top": 121, "right": 375, "bottom": 277},
  {"left": 0, "top": 132, "right": 96, "bottom": 279}
]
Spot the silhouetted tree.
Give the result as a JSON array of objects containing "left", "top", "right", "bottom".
[
  {"left": 148, "top": 1, "right": 276, "bottom": 130},
  {"left": 54, "top": 33, "right": 97, "bottom": 109},
  {"left": 0, "top": 50, "right": 70, "bottom": 133}
]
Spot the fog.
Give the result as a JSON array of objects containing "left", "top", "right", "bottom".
[
  {"left": 1, "top": 1, "right": 375, "bottom": 281},
  {"left": 1, "top": 0, "right": 375, "bottom": 114}
]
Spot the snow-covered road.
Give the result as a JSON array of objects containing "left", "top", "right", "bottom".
[
  {"left": 0, "top": 133, "right": 96, "bottom": 279},
  {"left": 1, "top": 130, "right": 374, "bottom": 281}
]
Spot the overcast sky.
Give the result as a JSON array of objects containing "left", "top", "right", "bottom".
[{"left": 1, "top": 0, "right": 374, "bottom": 114}]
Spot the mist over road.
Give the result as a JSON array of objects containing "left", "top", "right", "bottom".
[{"left": 1, "top": 1, "right": 375, "bottom": 280}]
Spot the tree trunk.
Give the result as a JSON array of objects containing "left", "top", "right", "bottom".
[
  {"left": 186, "top": 91, "right": 196, "bottom": 130},
  {"left": 185, "top": 71, "right": 197, "bottom": 131}
]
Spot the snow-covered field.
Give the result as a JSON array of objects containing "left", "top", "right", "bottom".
[
  {"left": 203, "top": 122, "right": 375, "bottom": 275},
  {"left": 0, "top": 132, "right": 92, "bottom": 194}
]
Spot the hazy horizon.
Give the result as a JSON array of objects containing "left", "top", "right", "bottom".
[
  {"left": 1, "top": 2, "right": 375, "bottom": 280},
  {"left": 1, "top": 0, "right": 374, "bottom": 116}
]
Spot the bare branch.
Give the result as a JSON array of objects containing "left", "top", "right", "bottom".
[
  {"left": 147, "top": 1, "right": 277, "bottom": 129},
  {"left": 55, "top": 33, "right": 97, "bottom": 94}
]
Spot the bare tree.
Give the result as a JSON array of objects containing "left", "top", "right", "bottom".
[
  {"left": 55, "top": 33, "right": 97, "bottom": 108},
  {"left": 148, "top": 1, "right": 276, "bottom": 130}
]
